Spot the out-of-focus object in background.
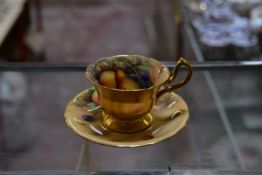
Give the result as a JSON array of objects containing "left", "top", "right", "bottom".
[
  {"left": 186, "top": 0, "right": 212, "bottom": 14},
  {"left": 250, "top": 5, "right": 262, "bottom": 51},
  {"left": 25, "top": 26, "right": 45, "bottom": 61},
  {"left": 0, "top": 0, "right": 25, "bottom": 47},
  {"left": 0, "top": 72, "right": 33, "bottom": 152},
  {"left": 231, "top": 32, "right": 259, "bottom": 60},
  {"left": 190, "top": 1, "right": 262, "bottom": 60},
  {"left": 25, "top": 0, "right": 45, "bottom": 61},
  {"left": 0, "top": 0, "right": 44, "bottom": 62},
  {"left": 199, "top": 27, "right": 230, "bottom": 60},
  {"left": 0, "top": 0, "right": 28, "bottom": 62},
  {"left": 203, "top": 4, "right": 234, "bottom": 23},
  {"left": 227, "top": 0, "right": 261, "bottom": 17}
]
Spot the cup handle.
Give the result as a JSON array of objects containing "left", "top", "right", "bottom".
[{"left": 157, "top": 57, "right": 192, "bottom": 98}]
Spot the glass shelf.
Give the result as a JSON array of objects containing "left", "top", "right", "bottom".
[{"left": 0, "top": 63, "right": 261, "bottom": 173}]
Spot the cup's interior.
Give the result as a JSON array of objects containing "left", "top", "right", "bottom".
[{"left": 86, "top": 55, "right": 170, "bottom": 90}]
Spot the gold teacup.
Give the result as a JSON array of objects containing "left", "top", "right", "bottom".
[{"left": 86, "top": 55, "right": 192, "bottom": 133}]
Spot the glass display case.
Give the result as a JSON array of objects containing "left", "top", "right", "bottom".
[{"left": 0, "top": 0, "right": 262, "bottom": 175}]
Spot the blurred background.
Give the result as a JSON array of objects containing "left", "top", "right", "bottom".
[
  {"left": 0, "top": 0, "right": 261, "bottom": 63},
  {"left": 0, "top": 0, "right": 262, "bottom": 173},
  {"left": 0, "top": 0, "right": 177, "bottom": 63}
]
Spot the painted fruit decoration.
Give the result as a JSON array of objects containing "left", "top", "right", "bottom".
[
  {"left": 91, "top": 91, "right": 100, "bottom": 105},
  {"left": 94, "top": 57, "right": 153, "bottom": 90},
  {"left": 74, "top": 88, "right": 100, "bottom": 108}
]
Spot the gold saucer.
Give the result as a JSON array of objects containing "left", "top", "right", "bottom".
[{"left": 64, "top": 88, "right": 189, "bottom": 147}]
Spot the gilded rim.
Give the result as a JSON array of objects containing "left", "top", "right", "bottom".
[{"left": 85, "top": 55, "right": 170, "bottom": 92}]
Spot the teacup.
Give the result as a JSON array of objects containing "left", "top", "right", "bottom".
[{"left": 86, "top": 55, "right": 192, "bottom": 133}]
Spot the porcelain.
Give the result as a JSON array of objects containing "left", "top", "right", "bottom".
[
  {"left": 85, "top": 55, "right": 192, "bottom": 133},
  {"left": 64, "top": 88, "right": 189, "bottom": 147}
]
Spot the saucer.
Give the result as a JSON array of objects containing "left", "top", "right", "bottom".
[{"left": 64, "top": 88, "right": 189, "bottom": 147}]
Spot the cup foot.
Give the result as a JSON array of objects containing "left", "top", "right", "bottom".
[{"left": 101, "top": 112, "right": 153, "bottom": 134}]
